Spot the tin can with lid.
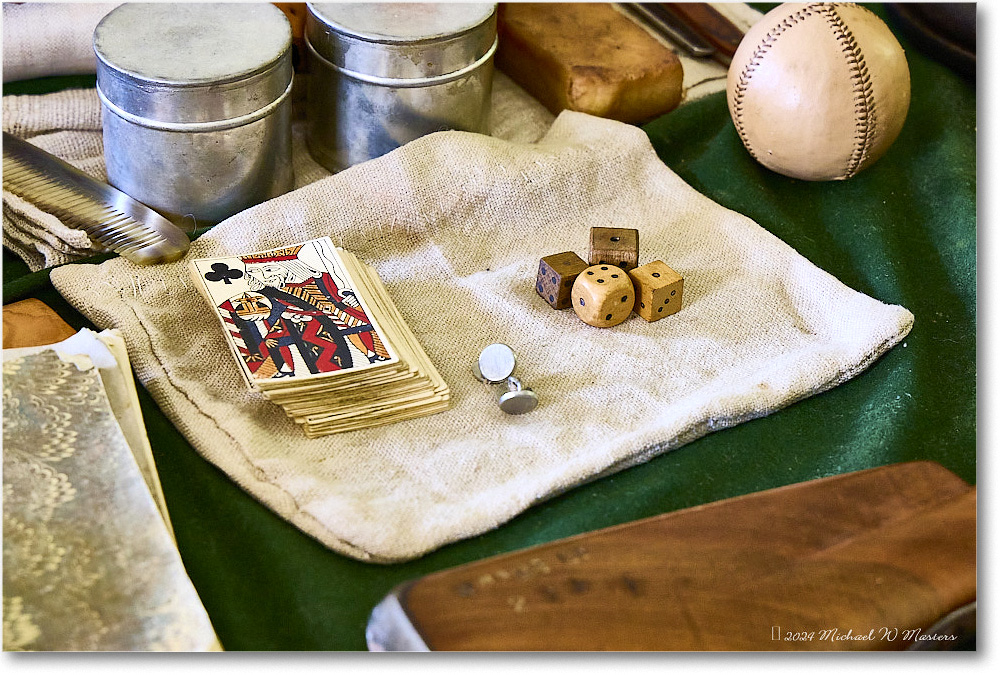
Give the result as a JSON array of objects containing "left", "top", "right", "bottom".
[
  {"left": 305, "top": 3, "right": 497, "bottom": 172},
  {"left": 94, "top": 3, "right": 294, "bottom": 226}
]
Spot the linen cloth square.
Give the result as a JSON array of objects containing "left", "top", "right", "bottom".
[{"left": 50, "top": 111, "right": 913, "bottom": 562}]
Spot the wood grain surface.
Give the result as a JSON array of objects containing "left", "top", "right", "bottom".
[{"left": 394, "top": 462, "right": 975, "bottom": 650}]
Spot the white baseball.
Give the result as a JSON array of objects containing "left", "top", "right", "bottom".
[{"left": 727, "top": 3, "right": 910, "bottom": 181}]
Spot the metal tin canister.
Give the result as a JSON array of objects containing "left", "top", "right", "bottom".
[
  {"left": 94, "top": 3, "right": 294, "bottom": 226},
  {"left": 305, "top": 3, "right": 497, "bottom": 172}
]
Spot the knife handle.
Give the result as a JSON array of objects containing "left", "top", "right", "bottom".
[{"left": 662, "top": 3, "right": 745, "bottom": 58}]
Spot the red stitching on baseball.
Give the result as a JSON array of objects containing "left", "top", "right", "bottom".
[
  {"left": 732, "top": 3, "right": 877, "bottom": 178},
  {"left": 819, "top": 4, "right": 877, "bottom": 178},
  {"left": 730, "top": 4, "right": 823, "bottom": 161}
]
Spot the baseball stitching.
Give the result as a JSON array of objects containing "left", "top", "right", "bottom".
[
  {"left": 731, "top": 3, "right": 876, "bottom": 178},
  {"left": 820, "top": 4, "right": 878, "bottom": 177}
]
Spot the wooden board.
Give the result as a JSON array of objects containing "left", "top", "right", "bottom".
[
  {"left": 3, "top": 298, "right": 76, "bottom": 349},
  {"left": 496, "top": 3, "right": 684, "bottom": 124},
  {"left": 372, "top": 462, "right": 975, "bottom": 650}
]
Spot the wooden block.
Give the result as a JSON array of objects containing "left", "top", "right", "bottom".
[
  {"left": 571, "top": 264, "right": 634, "bottom": 327},
  {"left": 368, "top": 462, "right": 976, "bottom": 651},
  {"left": 496, "top": 3, "right": 684, "bottom": 124},
  {"left": 629, "top": 260, "right": 683, "bottom": 321},
  {"left": 536, "top": 251, "right": 589, "bottom": 309},
  {"left": 589, "top": 227, "right": 639, "bottom": 271},
  {"left": 3, "top": 298, "right": 77, "bottom": 349}
]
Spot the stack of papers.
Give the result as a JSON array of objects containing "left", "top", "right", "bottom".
[{"left": 2, "top": 329, "right": 219, "bottom": 651}]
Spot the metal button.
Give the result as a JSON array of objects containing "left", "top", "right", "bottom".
[
  {"left": 497, "top": 376, "right": 539, "bottom": 415},
  {"left": 476, "top": 343, "right": 516, "bottom": 384}
]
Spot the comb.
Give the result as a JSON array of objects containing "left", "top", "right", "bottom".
[{"left": 2, "top": 132, "right": 190, "bottom": 265}]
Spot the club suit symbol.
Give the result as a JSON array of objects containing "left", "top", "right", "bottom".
[{"left": 205, "top": 263, "right": 243, "bottom": 284}]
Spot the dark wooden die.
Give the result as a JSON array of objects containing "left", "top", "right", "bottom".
[
  {"left": 589, "top": 227, "right": 639, "bottom": 271},
  {"left": 536, "top": 251, "right": 589, "bottom": 309}
]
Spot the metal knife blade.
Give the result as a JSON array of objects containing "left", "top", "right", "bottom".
[
  {"left": 662, "top": 3, "right": 746, "bottom": 60},
  {"left": 366, "top": 586, "right": 430, "bottom": 652},
  {"left": 2, "top": 132, "right": 190, "bottom": 266},
  {"left": 622, "top": 3, "right": 716, "bottom": 59}
]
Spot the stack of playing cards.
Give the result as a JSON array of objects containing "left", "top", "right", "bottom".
[{"left": 189, "top": 237, "right": 450, "bottom": 436}]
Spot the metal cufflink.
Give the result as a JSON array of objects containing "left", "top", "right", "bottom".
[
  {"left": 496, "top": 375, "right": 539, "bottom": 415},
  {"left": 473, "top": 343, "right": 516, "bottom": 384},
  {"left": 473, "top": 343, "right": 539, "bottom": 415}
]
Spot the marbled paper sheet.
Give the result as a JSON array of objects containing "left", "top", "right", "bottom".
[{"left": 2, "top": 349, "right": 218, "bottom": 651}]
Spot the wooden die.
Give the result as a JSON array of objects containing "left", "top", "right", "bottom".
[
  {"left": 628, "top": 260, "right": 683, "bottom": 321},
  {"left": 571, "top": 264, "right": 635, "bottom": 328},
  {"left": 536, "top": 251, "right": 588, "bottom": 309},
  {"left": 589, "top": 227, "right": 639, "bottom": 271}
]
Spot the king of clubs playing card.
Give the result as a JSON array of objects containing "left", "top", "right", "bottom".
[{"left": 196, "top": 239, "right": 392, "bottom": 381}]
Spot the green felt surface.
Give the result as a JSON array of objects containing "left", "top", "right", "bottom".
[{"left": 2, "top": 6, "right": 975, "bottom": 651}]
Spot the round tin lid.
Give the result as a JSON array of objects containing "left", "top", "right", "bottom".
[
  {"left": 306, "top": 2, "right": 497, "bottom": 81},
  {"left": 95, "top": 3, "right": 292, "bottom": 125},
  {"left": 308, "top": 2, "right": 495, "bottom": 43}
]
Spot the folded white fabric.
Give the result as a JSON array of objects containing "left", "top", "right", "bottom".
[
  {"left": 50, "top": 111, "right": 914, "bottom": 562},
  {"left": 1, "top": 3, "right": 121, "bottom": 83},
  {"left": 2, "top": 89, "right": 109, "bottom": 269}
]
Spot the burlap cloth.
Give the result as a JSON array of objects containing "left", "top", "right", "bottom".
[{"left": 46, "top": 110, "right": 914, "bottom": 562}]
